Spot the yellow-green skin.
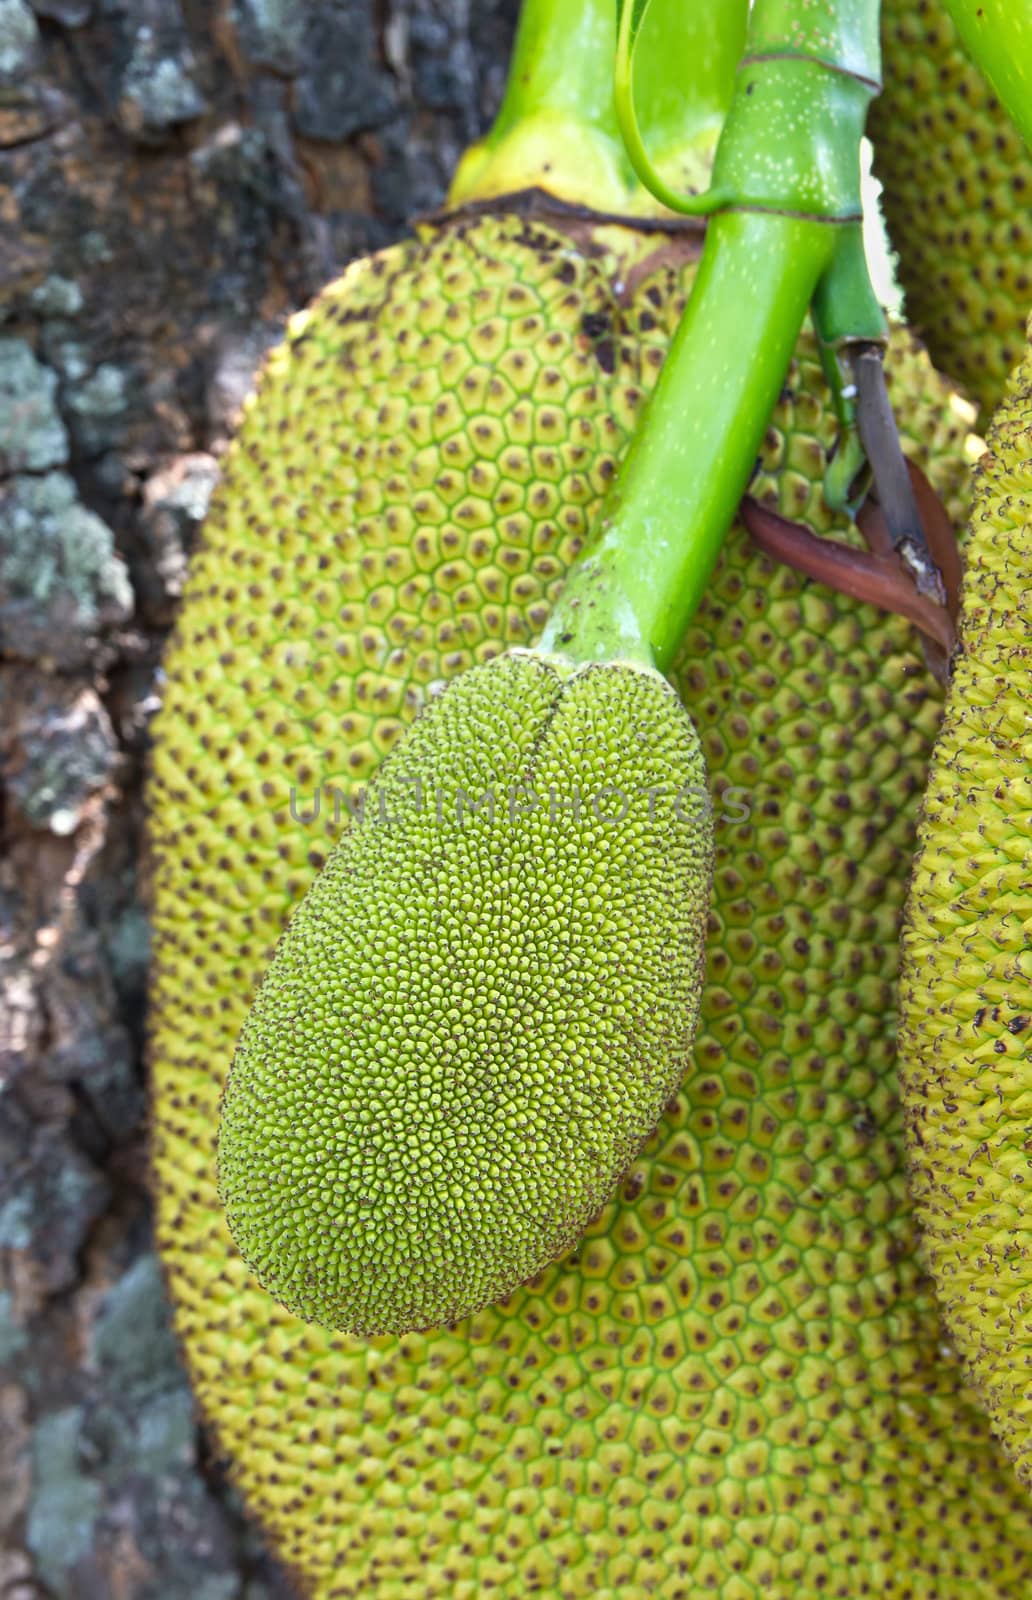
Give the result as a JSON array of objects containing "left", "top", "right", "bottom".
[
  {"left": 148, "top": 211, "right": 1032, "bottom": 1598},
  {"left": 218, "top": 652, "right": 713, "bottom": 1337},
  {"left": 871, "top": 0, "right": 1032, "bottom": 419},
  {"left": 898, "top": 341, "right": 1032, "bottom": 1484}
]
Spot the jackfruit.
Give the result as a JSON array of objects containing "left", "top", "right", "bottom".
[
  {"left": 218, "top": 651, "right": 713, "bottom": 1337},
  {"left": 147, "top": 203, "right": 1032, "bottom": 1594},
  {"left": 871, "top": 0, "right": 1032, "bottom": 418},
  {"left": 898, "top": 337, "right": 1032, "bottom": 1485}
]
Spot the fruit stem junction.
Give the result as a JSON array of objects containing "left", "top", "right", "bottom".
[
  {"left": 540, "top": 0, "right": 885, "bottom": 672},
  {"left": 449, "top": 0, "right": 749, "bottom": 215}
]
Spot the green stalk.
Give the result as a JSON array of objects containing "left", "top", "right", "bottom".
[
  {"left": 540, "top": 0, "right": 881, "bottom": 672},
  {"left": 942, "top": 0, "right": 1032, "bottom": 153},
  {"left": 812, "top": 224, "right": 887, "bottom": 512},
  {"left": 449, "top": 0, "right": 749, "bottom": 213},
  {"left": 540, "top": 211, "right": 829, "bottom": 668}
]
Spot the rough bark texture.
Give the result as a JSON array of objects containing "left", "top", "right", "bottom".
[{"left": 0, "top": 3, "right": 515, "bottom": 1593}]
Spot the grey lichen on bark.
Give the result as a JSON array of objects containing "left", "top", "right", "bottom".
[{"left": 0, "top": 2, "right": 516, "bottom": 1594}]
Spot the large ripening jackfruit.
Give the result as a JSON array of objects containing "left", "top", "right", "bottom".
[
  {"left": 218, "top": 651, "right": 712, "bottom": 1336},
  {"left": 147, "top": 204, "right": 1032, "bottom": 1595},
  {"left": 898, "top": 337, "right": 1032, "bottom": 1485},
  {"left": 871, "top": 0, "right": 1032, "bottom": 418}
]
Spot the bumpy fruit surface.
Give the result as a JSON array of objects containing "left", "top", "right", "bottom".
[
  {"left": 899, "top": 341, "right": 1032, "bottom": 1483},
  {"left": 218, "top": 652, "right": 712, "bottom": 1336},
  {"left": 871, "top": 0, "right": 1032, "bottom": 418},
  {"left": 149, "top": 211, "right": 1032, "bottom": 1597}
]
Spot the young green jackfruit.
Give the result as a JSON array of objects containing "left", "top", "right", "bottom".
[
  {"left": 898, "top": 337, "right": 1032, "bottom": 1484},
  {"left": 870, "top": 0, "right": 1032, "bottom": 418},
  {"left": 218, "top": 652, "right": 712, "bottom": 1336},
  {"left": 147, "top": 207, "right": 1032, "bottom": 1594}
]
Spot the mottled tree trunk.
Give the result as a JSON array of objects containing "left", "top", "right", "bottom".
[{"left": 0, "top": 4, "right": 515, "bottom": 1593}]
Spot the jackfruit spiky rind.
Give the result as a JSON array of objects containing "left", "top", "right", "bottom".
[
  {"left": 871, "top": 0, "right": 1032, "bottom": 417},
  {"left": 218, "top": 652, "right": 712, "bottom": 1336},
  {"left": 898, "top": 343, "right": 1032, "bottom": 1481},
  {"left": 148, "top": 212, "right": 1032, "bottom": 1596}
]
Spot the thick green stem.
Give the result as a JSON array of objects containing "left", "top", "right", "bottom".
[
  {"left": 478, "top": 0, "right": 618, "bottom": 147},
  {"left": 713, "top": 7, "right": 879, "bottom": 214},
  {"left": 942, "top": 0, "right": 1032, "bottom": 153},
  {"left": 541, "top": 0, "right": 881, "bottom": 672},
  {"left": 450, "top": 0, "right": 749, "bottom": 213},
  {"left": 538, "top": 213, "right": 836, "bottom": 669}
]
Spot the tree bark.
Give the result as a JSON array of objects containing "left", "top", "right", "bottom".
[{"left": 0, "top": 3, "right": 515, "bottom": 1593}]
